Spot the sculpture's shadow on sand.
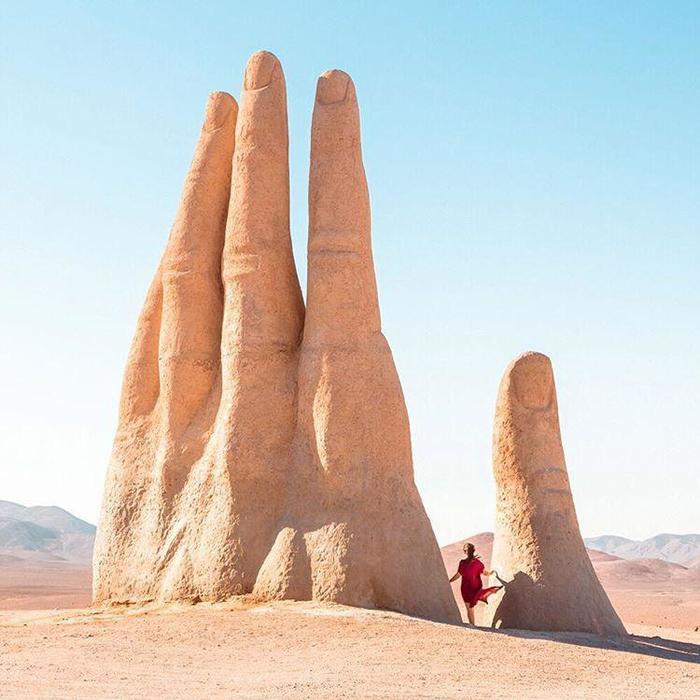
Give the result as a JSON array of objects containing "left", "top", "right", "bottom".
[
  {"left": 467, "top": 572, "right": 700, "bottom": 664},
  {"left": 484, "top": 626, "right": 700, "bottom": 664},
  {"left": 488, "top": 571, "right": 536, "bottom": 630}
]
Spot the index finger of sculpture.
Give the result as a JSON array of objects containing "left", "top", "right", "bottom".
[
  {"left": 158, "top": 91, "right": 238, "bottom": 433},
  {"left": 304, "top": 70, "right": 381, "bottom": 348}
]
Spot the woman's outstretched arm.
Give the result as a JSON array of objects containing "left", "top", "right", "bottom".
[{"left": 449, "top": 571, "right": 461, "bottom": 583}]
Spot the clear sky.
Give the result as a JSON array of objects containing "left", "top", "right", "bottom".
[{"left": 1, "top": 2, "right": 698, "bottom": 544}]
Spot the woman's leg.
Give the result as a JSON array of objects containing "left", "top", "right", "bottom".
[{"left": 467, "top": 605, "right": 475, "bottom": 625}]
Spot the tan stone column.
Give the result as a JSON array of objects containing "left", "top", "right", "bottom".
[{"left": 481, "top": 352, "right": 626, "bottom": 635}]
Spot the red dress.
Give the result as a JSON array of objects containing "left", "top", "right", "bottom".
[{"left": 458, "top": 557, "right": 502, "bottom": 608}]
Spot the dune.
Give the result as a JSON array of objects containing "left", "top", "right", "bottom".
[
  {"left": 0, "top": 553, "right": 23, "bottom": 566},
  {"left": 0, "top": 550, "right": 91, "bottom": 610},
  {"left": 594, "top": 558, "right": 700, "bottom": 588},
  {"left": 586, "top": 548, "right": 622, "bottom": 562}
]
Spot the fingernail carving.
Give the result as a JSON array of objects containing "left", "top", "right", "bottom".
[
  {"left": 316, "top": 69, "right": 350, "bottom": 105},
  {"left": 244, "top": 50, "right": 278, "bottom": 90}
]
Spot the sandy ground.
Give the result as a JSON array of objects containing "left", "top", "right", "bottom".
[
  {"left": 1, "top": 551, "right": 698, "bottom": 698},
  {"left": 603, "top": 588, "right": 700, "bottom": 631},
  {"left": 0, "top": 599, "right": 698, "bottom": 699},
  {"left": 0, "top": 555, "right": 90, "bottom": 611}
]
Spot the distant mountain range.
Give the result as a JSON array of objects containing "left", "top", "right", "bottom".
[
  {"left": 584, "top": 534, "right": 700, "bottom": 568},
  {"left": 0, "top": 500, "right": 95, "bottom": 562},
  {"left": 1, "top": 499, "right": 697, "bottom": 572}
]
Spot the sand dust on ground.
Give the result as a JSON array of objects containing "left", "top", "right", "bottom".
[
  {"left": 0, "top": 600, "right": 697, "bottom": 699},
  {"left": 0, "top": 557, "right": 90, "bottom": 611}
]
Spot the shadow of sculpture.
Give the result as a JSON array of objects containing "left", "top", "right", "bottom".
[
  {"left": 476, "top": 572, "right": 699, "bottom": 664},
  {"left": 487, "top": 571, "right": 543, "bottom": 631},
  {"left": 489, "top": 625, "right": 700, "bottom": 665}
]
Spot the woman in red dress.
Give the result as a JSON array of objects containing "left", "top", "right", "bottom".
[{"left": 449, "top": 542, "right": 502, "bottom": 625}]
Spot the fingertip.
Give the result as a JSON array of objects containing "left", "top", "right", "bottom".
[
  {"left": 507, "top": 352, "right": 554, "bottom": 410},
  {"left": 316, "top": 69, "right": 353, "bottom": 105},
  {"left": 244, "top": 50, "right": 282, "bottom": 90},
  {"left": 204, "top": 91, "right": 237, "bottom": 132}
]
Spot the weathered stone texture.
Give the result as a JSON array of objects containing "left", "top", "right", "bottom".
[
  {"left": 480, "top": 352, "right": 626, "bottom": 635},
  {"left": 93, "top": 53, "right": 459, "bottom": 625}
]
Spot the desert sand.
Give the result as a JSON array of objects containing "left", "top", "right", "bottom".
[
  {"left": 0, "top": 553, "right": 90, "bottom": 611},
  {"left": 2, "top": 548, "right": 698, "bottom": 697},
  {"left": 2, "top": 513, "right": 698, "bottom": 699},
  {"left": 2, "top": 532, "right": 698, "bottom": 697},
  {"left": 594, "top": 558, "right": 700, "bottom": 632},
  {"left": 0, "top": 600, "right": 698, "bottom": 699}
]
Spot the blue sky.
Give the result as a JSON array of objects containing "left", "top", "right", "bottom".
[{"left": 1, "top": 1, "right": 698, "bottom": 543}]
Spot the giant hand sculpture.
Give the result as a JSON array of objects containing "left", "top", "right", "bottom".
[
  {"left": 480, "top": 352, "right": 625, "bottom": 635},
  {"left": 93, "top": 52, "right": 460, "bottom": 624}
]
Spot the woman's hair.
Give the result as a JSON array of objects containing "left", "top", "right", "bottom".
[{"left": 464, "top": 542, "right": 476, "bottom": 562}]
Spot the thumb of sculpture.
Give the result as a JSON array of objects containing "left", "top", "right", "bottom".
[{"left": 480, "top": 352, "right": 626, "bottom": 636}]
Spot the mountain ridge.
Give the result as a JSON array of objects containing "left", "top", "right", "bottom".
[
  {"left": 2, "top": 500, "right": 697, "bottom": 570},
  {"left": 584, "top": 533, "right": 700, "bottom": 566},
  {"left": 0, "top": 500, "right": 95, "bottom": 562}
]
